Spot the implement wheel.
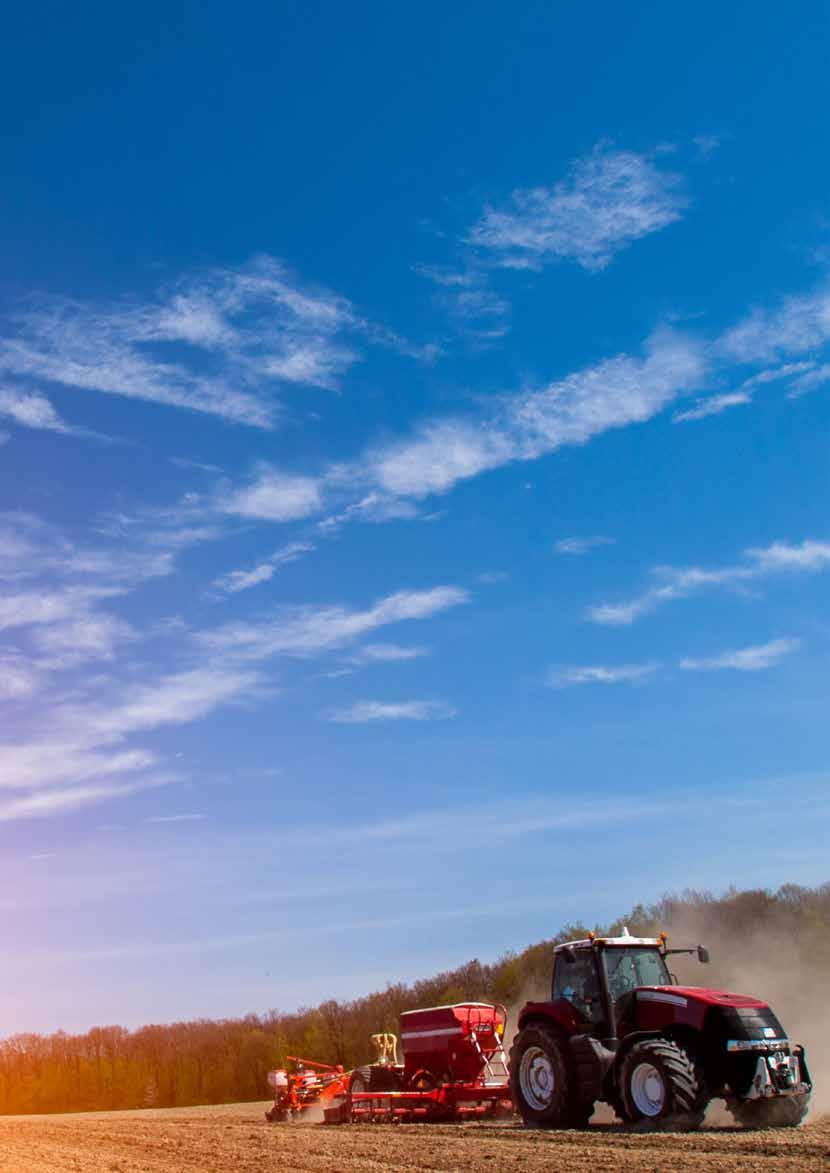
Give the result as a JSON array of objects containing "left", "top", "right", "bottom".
[{"left": 509, "top": 1023, "right": 581, "bottom": 1128}]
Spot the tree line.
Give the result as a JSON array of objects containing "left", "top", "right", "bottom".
[{"left": 1, "top": 882, "right": 826, "bottom": 1114}]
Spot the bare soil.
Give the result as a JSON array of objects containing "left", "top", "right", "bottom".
[{"left": 0, "top": 1101, "right": 827, "bottom": 1172}]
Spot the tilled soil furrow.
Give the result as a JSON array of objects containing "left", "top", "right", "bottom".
[{"left": 0, "top": 1103, "right": 827, "bottom": 1172}]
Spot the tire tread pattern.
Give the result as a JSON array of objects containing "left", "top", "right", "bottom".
[
  {"left": 509, "top": 1022, "right": 585, "bottom": 1128},
  {"left": 620, "top": 1038, "right": 706, "bottom": 1128}
]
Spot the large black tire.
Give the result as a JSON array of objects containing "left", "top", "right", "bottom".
[
  {"left": 348, "top": 1065, "right": 372, "bottom": 1096},
  {"left": 619, "top": 1039, "right": 707, "bottom": 1130},
  {"left": 730, "top": 1093, "right": 809, "bottom": 1129},
  {"left": 509, "top": 1023, "right": 584, "bottom": 1128},
  {"left": 349, "top": 1064, "right": 401, "bottom": 1093}
]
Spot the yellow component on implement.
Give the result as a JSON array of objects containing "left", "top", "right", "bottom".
[{"left": 371, "top": 1032, "right": 398, "bottom": 1065}]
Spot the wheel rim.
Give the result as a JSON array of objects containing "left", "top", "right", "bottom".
[
  {"left": 629, "top": 1062, "right": 666, "bottom": 1117},
  {"left": 519, "top": 1045, "right": 556, "bottom": 1111}
]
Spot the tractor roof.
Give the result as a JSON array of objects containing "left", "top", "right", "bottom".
[{"left": 554, "top": 926, "right": 663, "bottom": 952}]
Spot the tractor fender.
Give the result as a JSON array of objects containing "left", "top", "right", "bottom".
[
  {"left": 613, "top": 1027, "right": 703, "bottom": 1075},
  {"left": 613, "top": 1029, "right": 664, "bottom": 1068},
  {"left": 517, "top": 1000, "right": 584, "bottom": 1036}
]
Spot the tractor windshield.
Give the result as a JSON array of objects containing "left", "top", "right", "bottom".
[{"left": 603, "top": 946, "right": 671, "bottom": 1001}]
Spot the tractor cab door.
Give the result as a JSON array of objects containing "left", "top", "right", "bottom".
[{"left": 552, "top": 949, "right": 607, "bottom": 1033}]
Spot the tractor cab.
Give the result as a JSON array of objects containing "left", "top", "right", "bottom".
[{"left": 550, "top": 928, "right": 688, "bottom": 1040}]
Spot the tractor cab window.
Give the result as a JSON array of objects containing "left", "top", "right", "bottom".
[
  {"left": 603, "top": 947, "right": 670, "bottom": 1003},
  {"left": 552, "top": 950, "right": 604, "bottom": 1025}
]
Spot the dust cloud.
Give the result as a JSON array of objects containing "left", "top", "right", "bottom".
[{"left": 663, "top": 911, "right": 827, "bottom": 1117}]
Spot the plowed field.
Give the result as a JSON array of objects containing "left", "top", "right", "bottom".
[{"left": 0, "top": 1101, "right": 827, "bottom": 1171}]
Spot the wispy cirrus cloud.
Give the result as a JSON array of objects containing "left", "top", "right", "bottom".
[
  {"left": 0, "top": 585, "right": 121, "bottom": 634},
  {"left": 673, "top": 390, "right": 752, "bottom": 422},
  {"left": 215, "top": 467, "right": 323, "bottom": 521},
  {"left": 680, "top": 637, "right": 799, "bottom": 673},
  {"left": 197, "top": 585, "right": 469, "bottom": 661},
  {"left": 554, "top": 535, "right": 615, "bottom": 556},
  {"left": 189, "top": 328, "right": 702, "bottom": 521},
  {"left": 674, "top": 359, "right": 821, "bottom": 422},
  {"left": 0, "top": 256, "right": 430, "bottom": 431},
  {"left": 326, "top": 699, "right": 456, "bottom": 723},
  {"left": 350, "top": 643, "right": 428, "bottom": 663},
  {"left": 0, "top": 655, "right": 41, "bottom": 699},
  {"left": 739, "top": 361, "right": 816, "bottom": 390},
  {"left": 0, "top": 778, "right": 170, "bottom": 824},
  {"left": 467, "top": 146, "right": 688, "bottom": 272},
  {"left": 0, "top": 386, "right": 73, "bottom": 433},
  {"left": 589, "top": 539, "right": 830, "bottom": 625},
  {"left": 209, "top": 542, "right": 313, "bottom": 597},
  {"left": 31, "top": 611, "right": 136, "bottom": 668},
  {"left": 0, "top": 513, "right": 190, "bottom": 677},
  {"left": 0, "top": 664, "right": 260, "bottom": 827},
  {"left": 786, "top": 363, "right": 830, "bottom": 399},
  {"left": 368, "top": 329, "right": 705, "bottom": 498},
  {"left": 548, "top": 662, "right": 659, "bottom": 687},
  {"left": 414, "top": 264, "right": 511, "bottom": 340},
  {"left": 719, "top": 287, "right": 830, "bottom": 366}
]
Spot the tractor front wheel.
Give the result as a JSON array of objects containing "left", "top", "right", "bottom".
[
  {"left": 509, "top": 1023, "right": 581, "bottom": 1128},
  {"left": 619, "top": 1039, "right": 706, "bottom": 1129},
  {"left": 730, "top": 1093, "right": 809, "bottom": 1129}
]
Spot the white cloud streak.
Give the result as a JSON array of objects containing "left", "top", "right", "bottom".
[
  {"left": 787, "top": 363, "right": 830, "bottom": 399},
  {"left": 352, "top": 643, "right": 428, "bottom": 663},
  {"left": 32, "top": 612, "right": 136, "bottom": 667},
  {"left": 0, "top": 665, "right": 259, "bottom": 821},
  {"left": 415, "top": 264, "right": 511, "bottom": 338},
  {"left": 0, "top": 386, "right": 72, "bottom": 433},
  {"left": 589, "top": 539, "right": 830, "bottom": 625},
  {"left": 468, "top": 147, "right": 688, "bottom": 272},
  {"left": 0, "top": 778, "right": 170, "bottom": 824},
  {"left": 0, "top": 256, "right": 428, "bottom": 430},
  {"left": 719, "top": 288, "right": 830, "bottom": 365},
  {"left": 549, "top": 662, "right": 659, "bottom": 687},
  {"left": 0, "top": 655, "right": 41, "bottom": 699},
  {"left": 369, "top": 329, "right": 705, "bottom": 498},
  {"left": 554, "top": 535, "right": 615, "bottom": 556},
  {"left": 326, "top": 699, "right": 456, "bottom": 723},
  {"left": 216, "top": 468, "right": 323, "bottom": 521},
  {"left": 673, "top": 390, "right": 752, "bottom": 422},
  {"left": 739, "top": 361, "right": 816, "bottom": 390},
  {"left": 197, "top": 586, "right": 469, "bottom": 661},
  {"left": 209, "top": 542, "right": 313, "bottom": 596},
  {"left": 679, "top": 638, "right": 799, "bottom": 673}
]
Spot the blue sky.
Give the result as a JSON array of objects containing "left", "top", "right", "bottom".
[{"left": 2, "top": 1, "right": 830, "bottom": 1034}]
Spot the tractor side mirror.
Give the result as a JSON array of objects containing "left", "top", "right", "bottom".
[{"left": 698, "top": 946, "right": 710, "bottom": 964}]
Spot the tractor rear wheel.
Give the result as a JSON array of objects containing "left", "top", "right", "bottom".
[
  {"left": 619, "top": 1039, "right": 706, "bottom": 1129},
  {"left": 730, "top": 1093, "right": 809, "bottom": 1129},
  {"left": 509, "top": 1023, "right": 582, "bottom": 1128}
]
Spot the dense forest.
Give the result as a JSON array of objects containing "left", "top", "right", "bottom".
[{"left": 1, "top": 883, "right": 827, "bottom": 1114}]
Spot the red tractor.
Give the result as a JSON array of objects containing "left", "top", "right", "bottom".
[{"left": 510, "top": 928, "right": 812, "bottom": 1129}]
